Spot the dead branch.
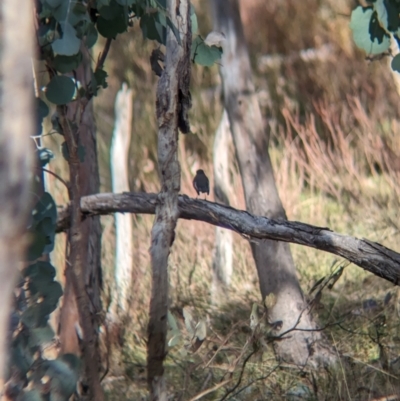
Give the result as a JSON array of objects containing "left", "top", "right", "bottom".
[{"left": 57, "top": 192, "right": 400, "bottom": 286}]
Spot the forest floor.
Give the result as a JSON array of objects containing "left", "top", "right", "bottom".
[{"left": 45, "top": 0, "right": 400, "bottom": 399}]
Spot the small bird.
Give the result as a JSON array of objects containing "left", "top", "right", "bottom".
[{"left": 193, "top": 169, "right": 210, "bottom": 198}]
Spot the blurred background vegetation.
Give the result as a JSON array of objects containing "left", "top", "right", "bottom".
[{"left": 44, "top": 0, "right": 400, "bottom": 399}]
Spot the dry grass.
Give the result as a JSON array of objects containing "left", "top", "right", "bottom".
[{"left": 41, "top": 0, "right": 400, "bottom": 399}]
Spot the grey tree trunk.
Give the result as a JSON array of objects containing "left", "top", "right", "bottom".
[
  {"left": 212, "top": 110, "right": 233, "bottom": 303},
  {"left": 146, "top": 0, "right": 192, "bottom": 399},
  {"left": 210, "top": 0, "right": 335, "bottom": 367},
  {"left": 0, "top": 1, "right": 34, "bottom": 383}
]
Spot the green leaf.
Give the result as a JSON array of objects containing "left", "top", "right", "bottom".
[
  {"left": 155, "top": 0, "right": 167, "bottom": 10},
  {"left": 97, "top": 6, "right": 128, "bottom": 38},
  {"left": 19, "top": 389, "right": 44, "bottom": 401},
  {"left": 53, "top": 53, "right": 83, "bottom": 73},
  {"left": 11, "top": 341, "right": 33, "bottom": 376},
  {"left": 28, "top": 325, "right": 55, "bottom": 348},
  {"left": 26, "top": 231, "right": 46, "bottom": 261},
  {"left": 191, "top": 36, "right": 222, "bottom": 66},
  {"left": 141, "top": 13, "right": 164, "bottom": 43},
  {"left": 24, "top": 261, "right": 56, "bottom": 280},
  {"left": 42, "top": 281, "right": 63, "bottom": 308},
  {"left": 46, "top": 75, "right": 76, "bottom": 105},
  {"left": 374, "top": 0, "right": 389, "bottom": 31},
  {"left": 51, "top": 22, "right": 80, "bottom": 56},
  {"left": 98, "top": 0, "right": 121, "bottom": 20},
  {"left": 84, "top": 22, "right": 98, "bottom": 48},
  {"left": 37, "top": 98, "right": 49, "bottom": 121},
  {"left": 36, "top": 98, "right": 49, "bottom": 135},
  {"left": 392, "top": 53, "right": 400, "bottom": 72},
  {"left": 32, "top": 192, "right": 57, "bottom": 224},
  {"left": 45, "top": 0, "right": 63, "bottom": 7},
  {"left": 94, "top": 68, "right": 108, "bottom": 90},
  {"left": 21, "top": 305, "right": 47, "bottom": 328},
  {"left": 116, "top": 0, "right": 136, "bottom": 5},
  {"left": 53, "top": 0, "right": 89, "bottom": 26},
  {"left": 191, "top": 5, "right": 198, "bottom": 35},
  {"left": 45, "top": 357, "right": 80, "bottom": 400},
  {"left": 350, "top": 6, "right": 390, "bottom": 55},
  {"left": 369, "top": 10, "right": 388, "bottom": 44}
]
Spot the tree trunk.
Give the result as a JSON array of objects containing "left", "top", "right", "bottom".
[
  {"left": 0, "top": 1, "right": 34, "bottom": 383},
  {"left": 109, "top": 83, "right": 133, "bottom": 318},
  {"left": 212, "top": 110, "right": 233, "bottom": 303},
  {"left": 147, "top": 0, "right": 192, "bottom": 398},
  {"left": 57, "top": 48, "right": 104, "bottom": 400},
  {"left": 210, "top": 0, "right": 335, "bottom": 367}
]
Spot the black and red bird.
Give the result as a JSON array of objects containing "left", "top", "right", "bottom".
[{"left": 193, "top": 169, "right": 210, "bottom": 197}]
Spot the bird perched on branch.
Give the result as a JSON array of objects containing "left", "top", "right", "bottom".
[{"left": 193, "top": 169, "right": 210, "bottom": 198}]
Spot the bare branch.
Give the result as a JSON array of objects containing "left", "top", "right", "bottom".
[{"left": 57, "top": 192, "right": 400, "bottom": 285}]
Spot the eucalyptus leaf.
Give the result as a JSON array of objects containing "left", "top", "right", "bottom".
[
  {"left": 26, "top": 231, "right": 46, "bottom": 261},
  {"left": 191, "top": 36, "right": 222, "bottom": 66},
  {"left": 45, "top": 0, "right": 63, "bottom": 7},
  {"left": 28, "top": 325, "right": 55, "bottom": 348},
  {"left": 37, "top": 98, "right": 49, "bottom": 121},
  {"left": 191, "top": 5, "right": 198, "bottom": 34},
  {"left": 84, "top": 22, "right": 98, "bottom": 48},
  {"left": 350, "top": 6, "right": 390, "bottom": 55},
  {"left": 21, "top": 305, "right": 47, "bottom": 328},
  {"left": 24, "top": 261, "right": 56, "bottom": 280},
  {"left": 19, "top": 390, "right": 44, "bottom": 401},
  {"left": 97, "top": 10, "right": 128, "bottom": 38},
  {"left": 51, "top": 22, "right": 80, "bottom": 56},
  {"left": 46, "top": 75, "right": 76, "bottom": 105},
  {"left": 116, "top": 0, "right": 136, "bottom": 5},
  {"left": 53, "top": 53, "right": 82, "bottom": 73},
  {"left": 392, "top": 53, "right": 400, "bottom": 72},
  {"left": 99, "top": 1, "right": 121, "bottom": 19},
  {"left": 32, "top": 192, "right": 57, "bottom": 224},
  {"left": 141, "top": 13, "right": 163, "bottom": 43}
]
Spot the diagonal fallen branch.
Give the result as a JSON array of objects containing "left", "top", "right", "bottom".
[{"left": 56, "top": 192, "right": 400, "bottom": 286}]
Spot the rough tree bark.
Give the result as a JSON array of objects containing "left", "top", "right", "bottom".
[
  {"left": 0, "top": 0, "right": 34, "bottom": 383},
  {"left": 147, "top": 0, "right": 191, "bottom": 398},
  {"left": 210, "top": 0, "right": 335, "bottom": 366},
  {"left": 212, "top": 110, "right": 234, "bottom": 303},
  {"left": 109, "top": 83, "right": 133, "bottom": 318},
  {"left": 57, "top": 49, "right": 104, "bottom": 400},
  {"left": 57, "top": 192, "right": 400, "bottom": 287}
]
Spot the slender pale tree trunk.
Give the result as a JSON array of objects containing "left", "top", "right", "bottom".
[
  {"left": 210, "top": 0, "right": 335, "bottom": 366},
  {"left": 147, "top": 1, "right": 192, "bottom": 399},
  {"left": 0, "top": 1, "right": 34, "bottom": 383},
  {"left": 109, "top": 83, "right": 133, "bottom": 318},
  {"left": 212, "top": 110, "right": 233, "bottom": 303}
]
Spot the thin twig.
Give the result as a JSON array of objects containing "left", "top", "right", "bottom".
[
  {"left": 188, "top": 379, "right": 232, "bottom": 401},
  {"left": 96, "top": 38, "right": 112, "bottom": 71},
  {"left": 39, "top": 167, "right": 69, "bottom": 191},
  {"left": 219, "top": 349, "right": 257, "bottom": 401}
]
